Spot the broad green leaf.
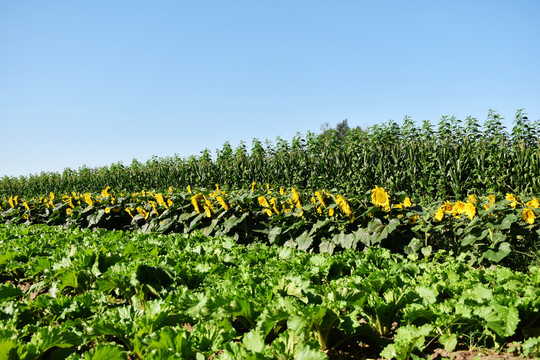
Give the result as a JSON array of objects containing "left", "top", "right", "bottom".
[
  {"left": 157, "top": 217, "right": 176, "bottom": 233},
  {"left": 193, "top": 320, "right": 236, "bottom": 353},
  {"left": 84, "top": 344, "right": 127, "bottom": 360},
  {"left": 482, "top": 242, "right": 512, "bottom": 263},
  {"left": 296, "top": 231, "right": 313, "bottom": 251},
  {"left": 404, "top": 238, "right": 422, "bottom": 255},
  {"left": 58, "top": 271, "right": 78, "bottom": 292},
  {"left": 202, "top": 218, "right": 219, "bottom": 236},
  {"left": 0, "top": 283, "right": 23, "bottom": 302},
  {"left": 0, "top": 339, "right": 17, "bottom": 360},
  {"left": 268, "top": 227, "right": 282, "bottom": 244},
  {"left": 287, "top": 315, "right": 309, "bottom": 334},
  {"left": 415, "top": 285, "right": 438, "bottom": 305},
  {"left": 521, "top": 336, "right": 540, "bottom": 358},
  {"left": 145, "top": 326, "right": 194, "bottom": 358},
  {"left": 318, "top": 240, "right": 334, "bottom": 254},
  {"left": 29, "top": 326, "right": 82, "bottom": 355},
  {"left": 475, "top": 304, "right": 520, "bottom": 338},
  {"left": 338, "top": 233, "right": 356, "bottom": 249},
  {"left": 500, "top": 214, "right": 518, "bottom": 229},
  {"left": 295, "top": 346, "right": 327, "bottom": 360},
  {"left": 420, "top": 245, "right": 432, "bottom": 257},
  {"left": 242, "top": 330, "right": 266, "bottom": 353},
  {"left": 439, "top": 333, "right": 458, "bottom": 352}
]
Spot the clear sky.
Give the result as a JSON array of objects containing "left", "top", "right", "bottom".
[{"left": 1, "top": 0, "right": 539, "bottom": 178}]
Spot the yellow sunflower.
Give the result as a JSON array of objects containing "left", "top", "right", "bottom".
[
  {"left": 506, "top": 193, "right": 518, "bottom": 208},
  {"left": 371, "top": 186, "right": 390, "bottom": 208},
  {"left": 434, "top": 207, "right": 444, "bottom": 222},
  {"left": 526, "top": 197, "right": 540, "bottom": 209},
  {"left": 522, "top": 208, "right": 535, "bottom": 225}
]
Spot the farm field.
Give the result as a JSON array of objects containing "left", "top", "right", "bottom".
[
  {"left": 1, "top": 184, "right": 539, "bottom": 271},
  {"left": 2, "top": 111, "right": 540, "bottom": 201},
  {"left": 1, "top": 113, "right": 540, "bottom": 359},
  {"left": 1, "top": 224, "right": 539, "bottom": 359}
]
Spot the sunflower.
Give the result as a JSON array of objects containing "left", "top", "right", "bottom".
[
  {"left": 506, "top": 193, "right": 518, "bottom": 208},
  {"left": 190, "top": 195, "right": 201, "bottom": 214},
  {"left": 217, "top": 195, "right": 229, "bottom": 211},
  {"left": 522, "top": 208, "right": 535, "bottom": 225},
  {"left": 155, "top": 193, "right": 168, "bottom": 208},
  {"left": 434, "top": 207, "right": 444, "bottom": 221},
  {"left": 136, "top": 207, "right": 149, "bottom": 220},
  {"left": 203, "top": 205, "right": 212, "bottom": 218},
  {"left": 452, "top": 201, "right": 466, "bottom": 217},
  {"left": 526, "top": 197, "right": 540, "bottom": 209},
  {"left": 371, "top": 186, "right": 390, "bottom": 208},
  {"left": 463, "top": 202, "right": 476, "bottom": 220},
  {"left": 402, "top": 197, "right": 412, "bottom": 208},
  {"left": 150, "top": 202, "right": 159, "bottom": 216},
  {"left": 270, "top": 198, "right": 280, "bottom": 214},
  {"left": 315, "top": 191, "right": 326, "bottom": 208},
  {"left": 83, "top": 193, "right": 93, "bottom": 207},
  {"left": 258, "top": 196, "right": 270, "bottom": 208},
  {"left": 409, "top": 214, "right": 419, "bottom": 224},
  {"left": 291, "top": 188, "right": 301, "bottom": 207},
  {"left": 442, "top": 201, "right": 453, "bottom": 213},
  {"left": 336, "top": 194, "right": 352, "bottom": 215},
  {"left": 101, "top": 186, "right": 111, "bottom": 198}
]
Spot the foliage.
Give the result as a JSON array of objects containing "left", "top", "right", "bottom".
[
  {"left": 1, "top": 110, "right": 539, "bottom": 201},
  {"left": 1, "top": 224, "right": 539, "bottom": 359},
  {"left": 1, "top": 185, "right": 538, "bottom": 270}
]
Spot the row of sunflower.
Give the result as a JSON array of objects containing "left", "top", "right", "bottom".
[
  {"left": 1, "top": 185, "right": 538, "bottom": 267},
  {"left": 432, "top": 193, "right": 538, "bottom": 224}
]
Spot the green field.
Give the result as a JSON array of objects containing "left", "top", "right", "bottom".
[
  {"left": 1, "top": 110, "right": 540, "bottom": 201},
  {"left": 1, "top": 225, "right": 539, "bottom": 359},
  {"left": 1, "top": 112, "right": 540, "bottom": 359}
]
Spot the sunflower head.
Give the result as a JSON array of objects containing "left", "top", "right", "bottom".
[
  {"left": 434, "top": 207, "right": 444, "bottom": 222},
  {"left": 506, "top": 193, "right": 519, "bottom": 208},
  {"left": 442, "top": 201, "right": 453, "bottom": 213},
  {"left": 464, "top": 202, "right": 476, "bottom": 220},
  {"left": 526, "top": 197, "right": 540, "bottom": 209},
  {"left": 371, "top": 186, "right": 390, "bottom": 208},
  {"left": 523, "top": 208, "right": 536, "bottom": 225}
]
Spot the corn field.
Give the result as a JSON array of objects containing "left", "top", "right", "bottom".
[{"left": 1, "top": 110, "right": 539, "bottom": 200}]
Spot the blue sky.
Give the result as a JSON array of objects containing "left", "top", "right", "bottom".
[{"left": 1, "top": 0, "right": 539, "bottom": 178}]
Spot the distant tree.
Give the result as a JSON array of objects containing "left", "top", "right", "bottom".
[
  {"left": 319, "top": 119, "right": 350, "bottom": 140},
  {"left": 335, "top": 119, "right": 350, "bottom": 139}
]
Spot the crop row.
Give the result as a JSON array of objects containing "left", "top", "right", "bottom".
[
  {"left": 1, "top": 185, "right": 539, "bottom": 270},
  {"left": 1, "top": 110, "right": 539, "bottom": 200},
  {"left": 1, "top": 224, "right": 539, "bottom": 359}
]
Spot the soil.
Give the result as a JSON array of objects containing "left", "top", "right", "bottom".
[{"left": 325, "top": 343, "right": 531, "bottom": 360}]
